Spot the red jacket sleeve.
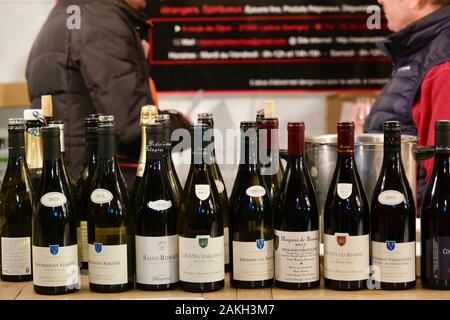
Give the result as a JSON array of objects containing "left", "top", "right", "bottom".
[{"left": 412, "top": 61, "right": 450, "bottom": 181}]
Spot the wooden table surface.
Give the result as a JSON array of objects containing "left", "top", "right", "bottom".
[{"left": 1, "top": 274, "right": 450, "bottom": 300}]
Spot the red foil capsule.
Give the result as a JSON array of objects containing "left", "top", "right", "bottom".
[
  {"left": 259, "top": 119, "right": 279, "bottom": 151},
  {"left": 337, "top": 122, "right": 355, "bottom": 154},
  {"left": 287, "top": 121, "right": 305, "bottom": 156}
]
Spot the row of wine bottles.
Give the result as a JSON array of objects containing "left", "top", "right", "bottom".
[{"left": 1, "top": 97, "right": 450, "bottom": 294}]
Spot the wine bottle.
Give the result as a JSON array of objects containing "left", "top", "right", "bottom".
[
  {"left": 178, "top": 123, "right": 224, "bottom": 292},
  {"left": 24, "top": 109, "right": 44, "bottom": 191},
  {"left": 76, "top": 114, "right": 101, "bottom": 270},
  {"left": 197, "top": 112, "right": 230, "bottom": 271},
  {"left": 41, "top": 95, "right": 55, "bottom": 125},
  {"left": 229, "top": 121, "right": 274, "bottom": 289},
  {"left": 131, "top": 105, "right": 158, "bottom": 202},
  {"left": 274, "top": 122, "right": 320, "bottom": 290},
  {"left": 0, "top": 119, "right": 33, "bottom": 282},
  {"left": 421, "top": 120, "right": 450, "bottom": 289},
  {"left": 32, "top": 126, "right": 79, "bottom": 295},
  {"left": 87, "top": 116, "right": 133, "bottom": 292},
  {"left": 259, "top": 118, "right": 282, "bottom": 204},
  {"left": 155, "top": 114, "right": 182, "bottom": 208},
  {"left": 371, "top": 121, "right": 416, "bottom": 290},
  {"left": 135, "top": 122, "right": 179, "bottom": 291},
  {"left": 324, "top": 122, "right": 370, "bottom": 291}
]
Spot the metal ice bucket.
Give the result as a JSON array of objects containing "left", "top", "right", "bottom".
[{"left": 305, "top": 134, "right": 417, "bottom": 238}]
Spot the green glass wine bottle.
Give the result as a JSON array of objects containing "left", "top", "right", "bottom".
[{"left": 0, "top": 119, "right": 34, "bottom": 282}]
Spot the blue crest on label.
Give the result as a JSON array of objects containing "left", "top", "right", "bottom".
[
  {"left": 95, "top": 243, "right": 103, "bottom": 253},
  {"left": 256, "top": 239, "right": 265, "bottom": 250},
  {"left": 49, "top": 245, "right": 59, "bottom": 256},
  {"left": 386, "top": 241, "right": 396, "bottom": 252}
]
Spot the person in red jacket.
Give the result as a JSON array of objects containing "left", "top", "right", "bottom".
[{"left": 364, "top": 1, "right": 450, "bottom": 206}]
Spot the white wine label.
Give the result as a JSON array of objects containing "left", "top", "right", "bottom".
[
  {"left": 378, "top": 190, "right": 405, "bottom": 206},
  {"left": 1, "top": 237, "right": 31, "bottom": 276},
  {"left": 40, "top": 192, "right": 67, "bottom": 208},
  {"left": 430, "top": 236, "right": 450, "bottom": 279},
  {"left": 337, "top": 184, "right": 352, "bottom": 200},
  {"left": 32, "top": 244, "right": 79, "bottom": 287},
  {"left": 372, "top": 240, "right": 416, "bottom": 283},
  {"left": 274, "top": 230, "right": 320, "bottom": 283},
  {"left": 179, "top": 235, "right": 224, "bottom": 283},
  {"left": 215, "top": 180, "right": 225, "bottom": 194},
  {"left": 324, "top": 233, "right": 369, "bottom": 281},
  {"left": 232, "top": 239, "right": 274, "bottom": 281},
  {"left": 246, "top": 185, "right": 266, "bottom": 198},
  {"left": 80, "top": 221, "right": 88, "bottom": 264},
  {"left": 90, "top": 189, "right": 114, "bottom": 204},
  {"left": 135, "top": 235, "right": 179, "bottom": 285},
  {"left": 88, "top": 244, "right": 128, "bottom": 285},
  {"left": 224, "top": 227, "right": 230, "bottom": 265},
  {"left": 148, "top": 200, "right": 173, "bottom": 211},
  {"left": 195, "top": 185, "right": 210, "bottom": 201}
]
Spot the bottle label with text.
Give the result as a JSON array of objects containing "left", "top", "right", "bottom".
[
  {"left": 135, "top": 235, "right": 179, "bottom": 285},
  {"left": 432, "top": 236, "right": 450, "bottom": 280},
  {"left": 90, "top": 189, "right": 114, "bottom": 204},
  {"left": 246, "top": 185, "right": 266, "bottom": 198},
  {"left": 88, "top": 244, "right": 128, "bottom": 285},
  {"left": 274, "top": 230, "right": 319, "bottom": 283},
  {"left": 148, "top": 200, "right": 173, "bottom": 211},
  {"left": 337, "top": 183, "right": 352, "bottom": 200},
  {"left": 195, "top": 185, "right": 210, "bottom": 201},
  {"left": 1, "top": 237, "right": 31, "bottom": 276},
  {"left": 324, "top": 233, "right": 369, "bottom": 281},
  {"left": 40, "top": 192, "right": 67, "bottom": 208},
  {"left": 224, "top": 227, "right": 229, "bottom": 265},
  {"left": 378, "top": 190, "right": 405, "bottom": 206},
  {"left": 80, "top": 221, "right": 88, "bottom": 264},
  {"left": 179, "top": 235, "right": 224, "bottom": 283},
  {"left": 371, "top": 240, "right": 415, "bottom": 283},
  {"left": 232, "top": 239, "right": 274, "bottom": 281},
  {"left": 32, "top": 244, "right": 79, "bottom": 287}
]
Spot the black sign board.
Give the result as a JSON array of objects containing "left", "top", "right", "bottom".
[{"left": 146, "top": 0, "right": 392, "bottom": 92}]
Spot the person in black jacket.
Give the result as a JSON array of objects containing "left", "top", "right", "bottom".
[{"left": 26, "top": 0, "right": 154, "bottom": 186}]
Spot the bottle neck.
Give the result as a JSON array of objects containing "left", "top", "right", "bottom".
[
  {"left": 98, "top": 133, "right": 117, "bottom": 159},
  {"left": 336, "top": 153, "right": 355, "bottom": 172},
  {"left": 240, "top": 135, "right": 258, "bottom": 170},
  {"left": 191, "top": 147, "right": 211, "bottom": 170},
  {"left": 382, "top": 147, "right": 403, "bottom": 173},
  {"left": 8, "top": 131, "right": 26, "bottom": 158},
  {"left": 287, "top": 154, "right": 305, "bottom": 169}
]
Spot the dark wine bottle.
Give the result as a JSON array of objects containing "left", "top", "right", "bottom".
[
  {"left": 274, "top": 122, "right": 320, "bottom": 290},
  {"left": 371, "top": 121, "right": 416, "bottom": 290},
  {"left": 0, "top": 119, "right": 33, "bottom": 282},
  {"left": 229, "top": 121, "right": 274, "bottom": 289},
  {"left": 197, "top": 112, "right": 230, "bottom": 271},
  {"left": 421, "top": 120, "right": 450, "bottom": 289},
  {"left": 32, "top": 126, "right": 79, "bottom": 295},
  {"left": 131, "top": 105, "right": 158, "bottom": 202},
  {"left": 76, "top": 114, "right": 101, "bottom": 270},
  {"left": 178, "top": 123, "right": 224, "bottom": 293},
  {"left": 155, "top": 114, "right": 182, "bottom": 208},
  {"left": 324, "top": 122, "right": 370, "bottom": 291},
  {"left": 87, "top": 116, "right": 133, "bottom": 293},
  {"left": 23, "top": 109, "right": 44, "bottom": 191},
  {"left": 259, "top": 118, "right": 282, "bottom": 203},
  {"left": 135, "top": 123, "right": 179, "bottom": 291}
]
